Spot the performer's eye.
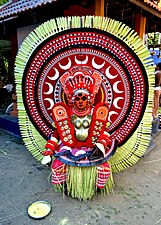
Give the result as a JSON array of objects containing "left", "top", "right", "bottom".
[
  {"left": 82, "top": 96, "right": 87, "bottom": 101},
  {"left": 75, "top": 96, "right": 87, "bottom": 101}
]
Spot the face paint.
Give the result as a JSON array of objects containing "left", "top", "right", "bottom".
[{"left": 75, "top": 93, "right": 88, "bottom": 109}]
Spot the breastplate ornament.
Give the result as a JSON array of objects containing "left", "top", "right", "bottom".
[{"left": 71, "top": 114, "right": 92, "bottom": 142}]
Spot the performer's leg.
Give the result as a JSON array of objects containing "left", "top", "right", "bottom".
[
  {"left": 51, "top": 159, "right": 66, "bottom": 185},
  {"left": 96, "top": 162, "right": 110, "bottom": 188},
  {"left": 153, "top": 89, "right": 160, "bottom": 118}
]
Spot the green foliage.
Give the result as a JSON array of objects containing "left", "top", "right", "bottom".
[
  {"left": 148, "top": 32, "right": 160, "bottom": 45},
  {"left": 0, "top": 40, "right": 12, "bottom": 87},
  {"left": 0, "top": 0, "right": 9, "bottom": 6}
]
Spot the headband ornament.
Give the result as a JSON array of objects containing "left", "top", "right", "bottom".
[{"left": 60, "top": 67, "right": 102, "bottom": 105}]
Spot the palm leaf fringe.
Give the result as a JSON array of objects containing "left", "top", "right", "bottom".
[{"left": 15, "top": 16, "right": 154, "bottom": 173}]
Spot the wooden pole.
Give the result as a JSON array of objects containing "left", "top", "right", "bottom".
[
  {"left": 134, "top": 14, "right": 146, "bottom": 39},
  {"left": 95, "top": 0, "right": 105, "bottom": 16}
]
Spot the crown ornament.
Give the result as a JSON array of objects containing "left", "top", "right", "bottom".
[{"left": 60, "top": 66, "right": 102, "bottom": 105}]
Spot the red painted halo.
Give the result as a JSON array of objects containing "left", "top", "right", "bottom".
[{"left": 23, "top": 29, "right": 148, "bottom": 146}]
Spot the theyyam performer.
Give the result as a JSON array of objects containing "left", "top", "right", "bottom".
[
  {"left": 14, "top": 16, "right": 154, "bottom": 200},
  {"left": 42, "top": 67, "right": 117, "bottom": 190}
]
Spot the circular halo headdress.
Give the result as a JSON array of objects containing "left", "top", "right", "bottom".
[{"left": 15, "top": 16, "right": 154, "bottom": 175}]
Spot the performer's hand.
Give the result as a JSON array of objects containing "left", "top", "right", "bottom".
[
  {"left": 41, "top": 155, "right": 52, "bottom": 165},
  {"left": 42, "top": 149, "right": 53, "bottom": 156},
  {"left": 89, "top": 146, "right": 104, "bottom": 160},
  {"left": 95, "top": 143, "right": 105, "bottom": 156},
  {"left": 98, "top": 133, "right": 112, "bottom": 149}
]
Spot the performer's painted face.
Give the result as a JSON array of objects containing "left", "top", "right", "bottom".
[{"left": 75, "top": 93, "right": 88, "bottom": 109}]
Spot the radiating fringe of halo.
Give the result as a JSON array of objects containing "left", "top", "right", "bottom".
[
  {"left": 15, "top": 16, "right": 154, "bottom": 168},
  {"left": 17, "top": 111, "right": 45, "bottom": 161}
]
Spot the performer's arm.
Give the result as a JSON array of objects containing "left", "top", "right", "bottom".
[
  {"left": 42, "top": 129, "right": 59, "bottom": 156},
  {"left": 96, "top": 130, "right": 112, "bottom": 156}
]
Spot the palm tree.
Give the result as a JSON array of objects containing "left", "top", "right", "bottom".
[{"left": 0, "top": 0, "right": 9, "bottom": 6}]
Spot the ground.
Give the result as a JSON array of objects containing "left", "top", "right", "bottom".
[{"left": 0, "top": 129, "right": 161, "bottom": 225}]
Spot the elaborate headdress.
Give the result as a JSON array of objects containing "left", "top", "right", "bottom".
[
  {"left": 60, "top": 67, "right": 102, "bottom": 105},
  {"left": 15, "top": 15, "right": 153, "bottom": 201}
]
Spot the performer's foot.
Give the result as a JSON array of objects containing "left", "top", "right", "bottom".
[
  {"left": 97, "top": 187, "right": 102, "bottom": 193},
  {"left": 63, "top": 183, "right": 68, "bottom": 195}
]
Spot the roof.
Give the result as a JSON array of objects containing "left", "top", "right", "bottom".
[
  {"left": 0, "top": 0, "right": 58, "bottom": 21},
  {"left": 144, "top": 0, "right": 161, "bottom": 11},
  {"left": 0, "top": 0, "right": 161, "bottom": 22}
]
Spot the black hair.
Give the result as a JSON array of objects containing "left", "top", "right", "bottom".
[{"left": 156, "top": 62, "right": 161, "bottom": 70}]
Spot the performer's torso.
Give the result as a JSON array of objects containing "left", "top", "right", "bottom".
[{"left": 70, "top": 114, "right": 92, "bottom": 142}]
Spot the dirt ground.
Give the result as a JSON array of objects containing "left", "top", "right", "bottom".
[{"left": 0, "top": 129, "right": 161, "bottom": 225}]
